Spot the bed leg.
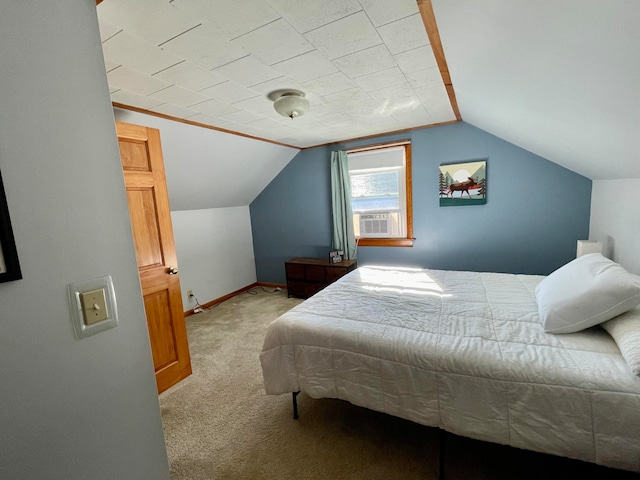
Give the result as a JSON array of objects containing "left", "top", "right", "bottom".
[
  {"left": 292, "top": 391, "right": 300, "bottom": 420},
  {"left": 439, "top": 428, "right": 446, "bottom": 480}
]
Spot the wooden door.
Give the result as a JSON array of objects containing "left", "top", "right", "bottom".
[{"left": 116, "top": 121, "right": 192, "bottom": 393}]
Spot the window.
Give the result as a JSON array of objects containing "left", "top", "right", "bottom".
[{"left": 347, "top": 141, "right": 413, "bottom": 247}]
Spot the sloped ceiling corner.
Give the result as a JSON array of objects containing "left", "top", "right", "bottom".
[
  {"left": 114, "top": 108, "right": 299, "bottom": 210},
  {"left": 433, "top": 0, "right": 640, "bottom": 180}
]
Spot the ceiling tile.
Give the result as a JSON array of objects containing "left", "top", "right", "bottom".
[
  {"left": 97, "top": 0, "right": 201, "bottom": 45},
  {"left": 406, "top": 66, "right": 442, "bottom": 88},
  {"left": 369, "top": 82, "right": 417, "bottom": 102},
  {"left": 323, "top": 87, "right": 376, "bottom": 107},
  {"left": 213, "top": 56, "right": 282, "bottom": 87},
  {"left": 301, "top": 72, "right": 356, "bottom": 96},
  {"left": 153, "top": 61, "right": 227, "bottom": 91},
  {"left": 107, "top": 66, "right": 171, "bottom": 96},
  {"left": 102, "top": 31, "right": 184, "bottom": 75},
  {"left": 150, "top": 103, "right": 200, "bottom": 119},
  {"left": 99, "top": 0, "right": 457, "bottom": 149},
  {"left": 383, "top": 96, "right": 428, "bottom": 118},
  {"left": 414, "top": 82, "right": 449, "bottom": 102},
  {"left": 265, "top": 0, "right": 362, "bottom": 33},
  {"left": 377, "top": 14, "right": 429, "bottom": 55},
  {"left": 159, "top": 24, "right": 249, "bottom": 70},
  {"left": 189, "top": 99, "right": 240, "bottom": 116},
  {"left": 414, "top": 83, "right": 454, "bottom": 119},
  {"left": 231, "top": 19, "right": 315, "bottom": 65},
  {"left": 246, "top": 117, "right": 285, "bottom": 131},
  {"left": 332, "top": 44, "right": 395, "bottom": 78},
  {"left": 170, "top": 0, "right": 281, "bottom": 39},
  {"left": 185, "top": 112, "right": 223, "bottom": 127},
  {"left": 426, "top": 103, "right": 456, "bottom": 123},
  {"left": 148, "top": 85, "right": 212, "bottom": 108},
  {"left": 271, "top": 50, "right": 338, "bottom": 83},
  {"left": 290, "top": 132, "right": 332, "bottom": 145},
  {"left": 110, "top": 90, "right": 164, "bottom": 110},
  {"left": 304, "top": 12, "right": 381, "bottom": 60},
  {"left": 231, "top": 96, "right": 275, "bottom": 115},
  {"left": 359, "top": 0, "right": 420, "bottom": 27},
  {"left": 98, "top": 21, "right": 120, "bottom": 43},
  {"left": 394, "top": 46, "right": 438, "bottom": 75},
  {"left": 219, "top": 110, "right": 264, "bottom": 124},
  {"left": 261, "top": 123, "right": 302, "bottom": 137},
  {"left": 104, "top": 60, "right": 119, "bottom": 73},
  {"left": 236, "top": 125, "right": 274, "bottom": 138},
  {"left": 352, "top": 67, "right": 406, "bottom": 92},
  {"left": 248, "top": 76, "right": 305, "bottom": 96},
  {"left": 199, "top": 81, "right": 259, "bottom": 103}
]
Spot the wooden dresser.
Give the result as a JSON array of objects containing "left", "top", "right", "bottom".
[{"left": 285, "top": 257, "right": 357, "bottom": 299}]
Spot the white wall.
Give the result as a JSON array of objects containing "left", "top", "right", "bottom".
[
  {"left": 0, "top": 3, "right": 169, "bottom": 479},
  {"left": 112, "top": 108, "right": 299, "bottom": 210},
  {"left": 589, "top": 179, "right": 640, "bottom": 275},
  {"left": 172, "top": 206, "right": 257, "bottom": 306}
]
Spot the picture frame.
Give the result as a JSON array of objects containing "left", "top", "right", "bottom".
[
  {"left": 329, "top": 250, "right": 344, "bottom": 263},
  {"left": 0, "top": 170, "right": 22, "bottom": 283},
  {"left": 439, "top": 160, "right": 487, "bottom": 207}
]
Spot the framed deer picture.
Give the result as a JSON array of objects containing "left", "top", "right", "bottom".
[
  {"left": 0, "top": 170, "right": 21, "bottom": 283},
  {"left": 439, "top": 160, "right": 487, "bottom": 207}
]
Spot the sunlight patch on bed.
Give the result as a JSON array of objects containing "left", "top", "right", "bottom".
[{"left": 361, "top": 284, "right": 450, "bottom": 298}]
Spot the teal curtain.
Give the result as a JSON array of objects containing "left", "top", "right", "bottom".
[{"left": 330, "top": 151, "right": 356, "bottom": 260}]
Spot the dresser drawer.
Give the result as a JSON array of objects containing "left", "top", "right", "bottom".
[
  {"left": 285, "top": 263, "right": 305, "bottom": 280},
  {"left": 287, "top": 280, "right": 315, "bottom": 298},
  {"left": 305, "top": 265, "right": 325, "bottom": 281},
  {"left": 326, "top": 266, "right": 348, "bottom": 283},
  {"left": 285, "top": 257, "right": 357, "bottom": 299}
]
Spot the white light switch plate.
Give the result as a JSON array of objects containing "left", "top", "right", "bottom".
[{"left": 68, "top": 276, "right": 118, "bottom": 339}]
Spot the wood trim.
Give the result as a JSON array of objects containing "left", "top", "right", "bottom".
[
  {"left": 405, "top": 142, "right": 414, "bottom": 242},
  {"left": 417, "top": 0, "right": 462, "bottom": 121},
  {"left": 306, "top": 119, "right": 457, "bottom": 150},
  {"left": 346, "top": 140, "right": 411, "bottom": 154},
  {"left": 256, "top": 281, "right": 288, "bottom": 290},
  {"left": 113, "top": 101, "right": 458, "bottom": 152},
  {"left": 113, "top": 103, "right": 300, "bottom": 150},
  {"left": 358, "top": 238, "right": 414, "bottom": 247},
  {"left": 351, "top": 141, "right": 414, "bottom": 248},
  {"left": 96, "top": 0, "right": 103, "bottom": 5},
  {"left": 184, "top": 282, "right": 286, "bottom": 316}
]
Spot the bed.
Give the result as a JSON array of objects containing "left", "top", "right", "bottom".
[{"left": 260, "top": 259, "right": 640, "bottom": 472}]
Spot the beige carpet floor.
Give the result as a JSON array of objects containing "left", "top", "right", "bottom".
[{"left": 159, "top": 289, "right": 638, "bottom": 480}]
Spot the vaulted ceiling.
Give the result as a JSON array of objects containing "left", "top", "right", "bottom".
[
  {"left": 433, "top": 0, "right": 640, "bottom": 180},
  {"left": 98, "top": 0, "right": 640, "bottom": 183}
]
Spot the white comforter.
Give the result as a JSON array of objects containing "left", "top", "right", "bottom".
[{"left": 260, "top": 266, "right": 640, "bottom": 472}]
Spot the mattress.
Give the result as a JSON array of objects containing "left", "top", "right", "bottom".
[{"left": 260, "top": 266, "right": 640, "bottom": 472}]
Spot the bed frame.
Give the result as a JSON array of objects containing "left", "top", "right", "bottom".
[{"left": 261, "top": 266, "right": 640, "bottom": 473}]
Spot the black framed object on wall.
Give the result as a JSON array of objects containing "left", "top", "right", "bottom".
[{"left": 0, "top": 170, "right": 22, "bottom": 283}]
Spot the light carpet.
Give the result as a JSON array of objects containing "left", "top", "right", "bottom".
[{"left": 159, "top": 289, "right": 636, "bottom": 480}]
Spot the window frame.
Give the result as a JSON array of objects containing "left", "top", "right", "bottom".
[{"left": 347, "top": 141, "right": 414, "bottom": 248}]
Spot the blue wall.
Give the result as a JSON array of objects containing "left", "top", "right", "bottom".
[{"left": 250, "top": 122, "right": 591, "bottom": 283}]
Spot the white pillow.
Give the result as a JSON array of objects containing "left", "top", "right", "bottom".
[
  {"left": 535, "top": 253, "right": 640, "bottom": 334},
  {"left": 601, "top": 308, "right": 640, "bottom": 376}
]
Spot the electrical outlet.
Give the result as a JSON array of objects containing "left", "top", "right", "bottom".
[{"left": 187, "top": 289, "right": 193, "bottom": 297}]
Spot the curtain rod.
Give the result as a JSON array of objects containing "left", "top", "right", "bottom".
[{"left": 345, "top": 140, "right": 410, "bottom": 154}]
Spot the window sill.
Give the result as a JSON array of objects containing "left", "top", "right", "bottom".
[{"left": 357, "top": 237, "right": 414, "bottom": 247}]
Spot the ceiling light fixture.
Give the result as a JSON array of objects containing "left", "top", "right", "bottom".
[{"left": 269, "top": 89, "right": 310, "bottom": 119}]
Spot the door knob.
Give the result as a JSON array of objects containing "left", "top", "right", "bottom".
[{"left": 168, "top": 266, "right": 179, "bottom": 275}]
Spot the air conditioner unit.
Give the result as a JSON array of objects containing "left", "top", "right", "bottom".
[{"left": 359, "top": 213, "right": 390, "bottom": 237}]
